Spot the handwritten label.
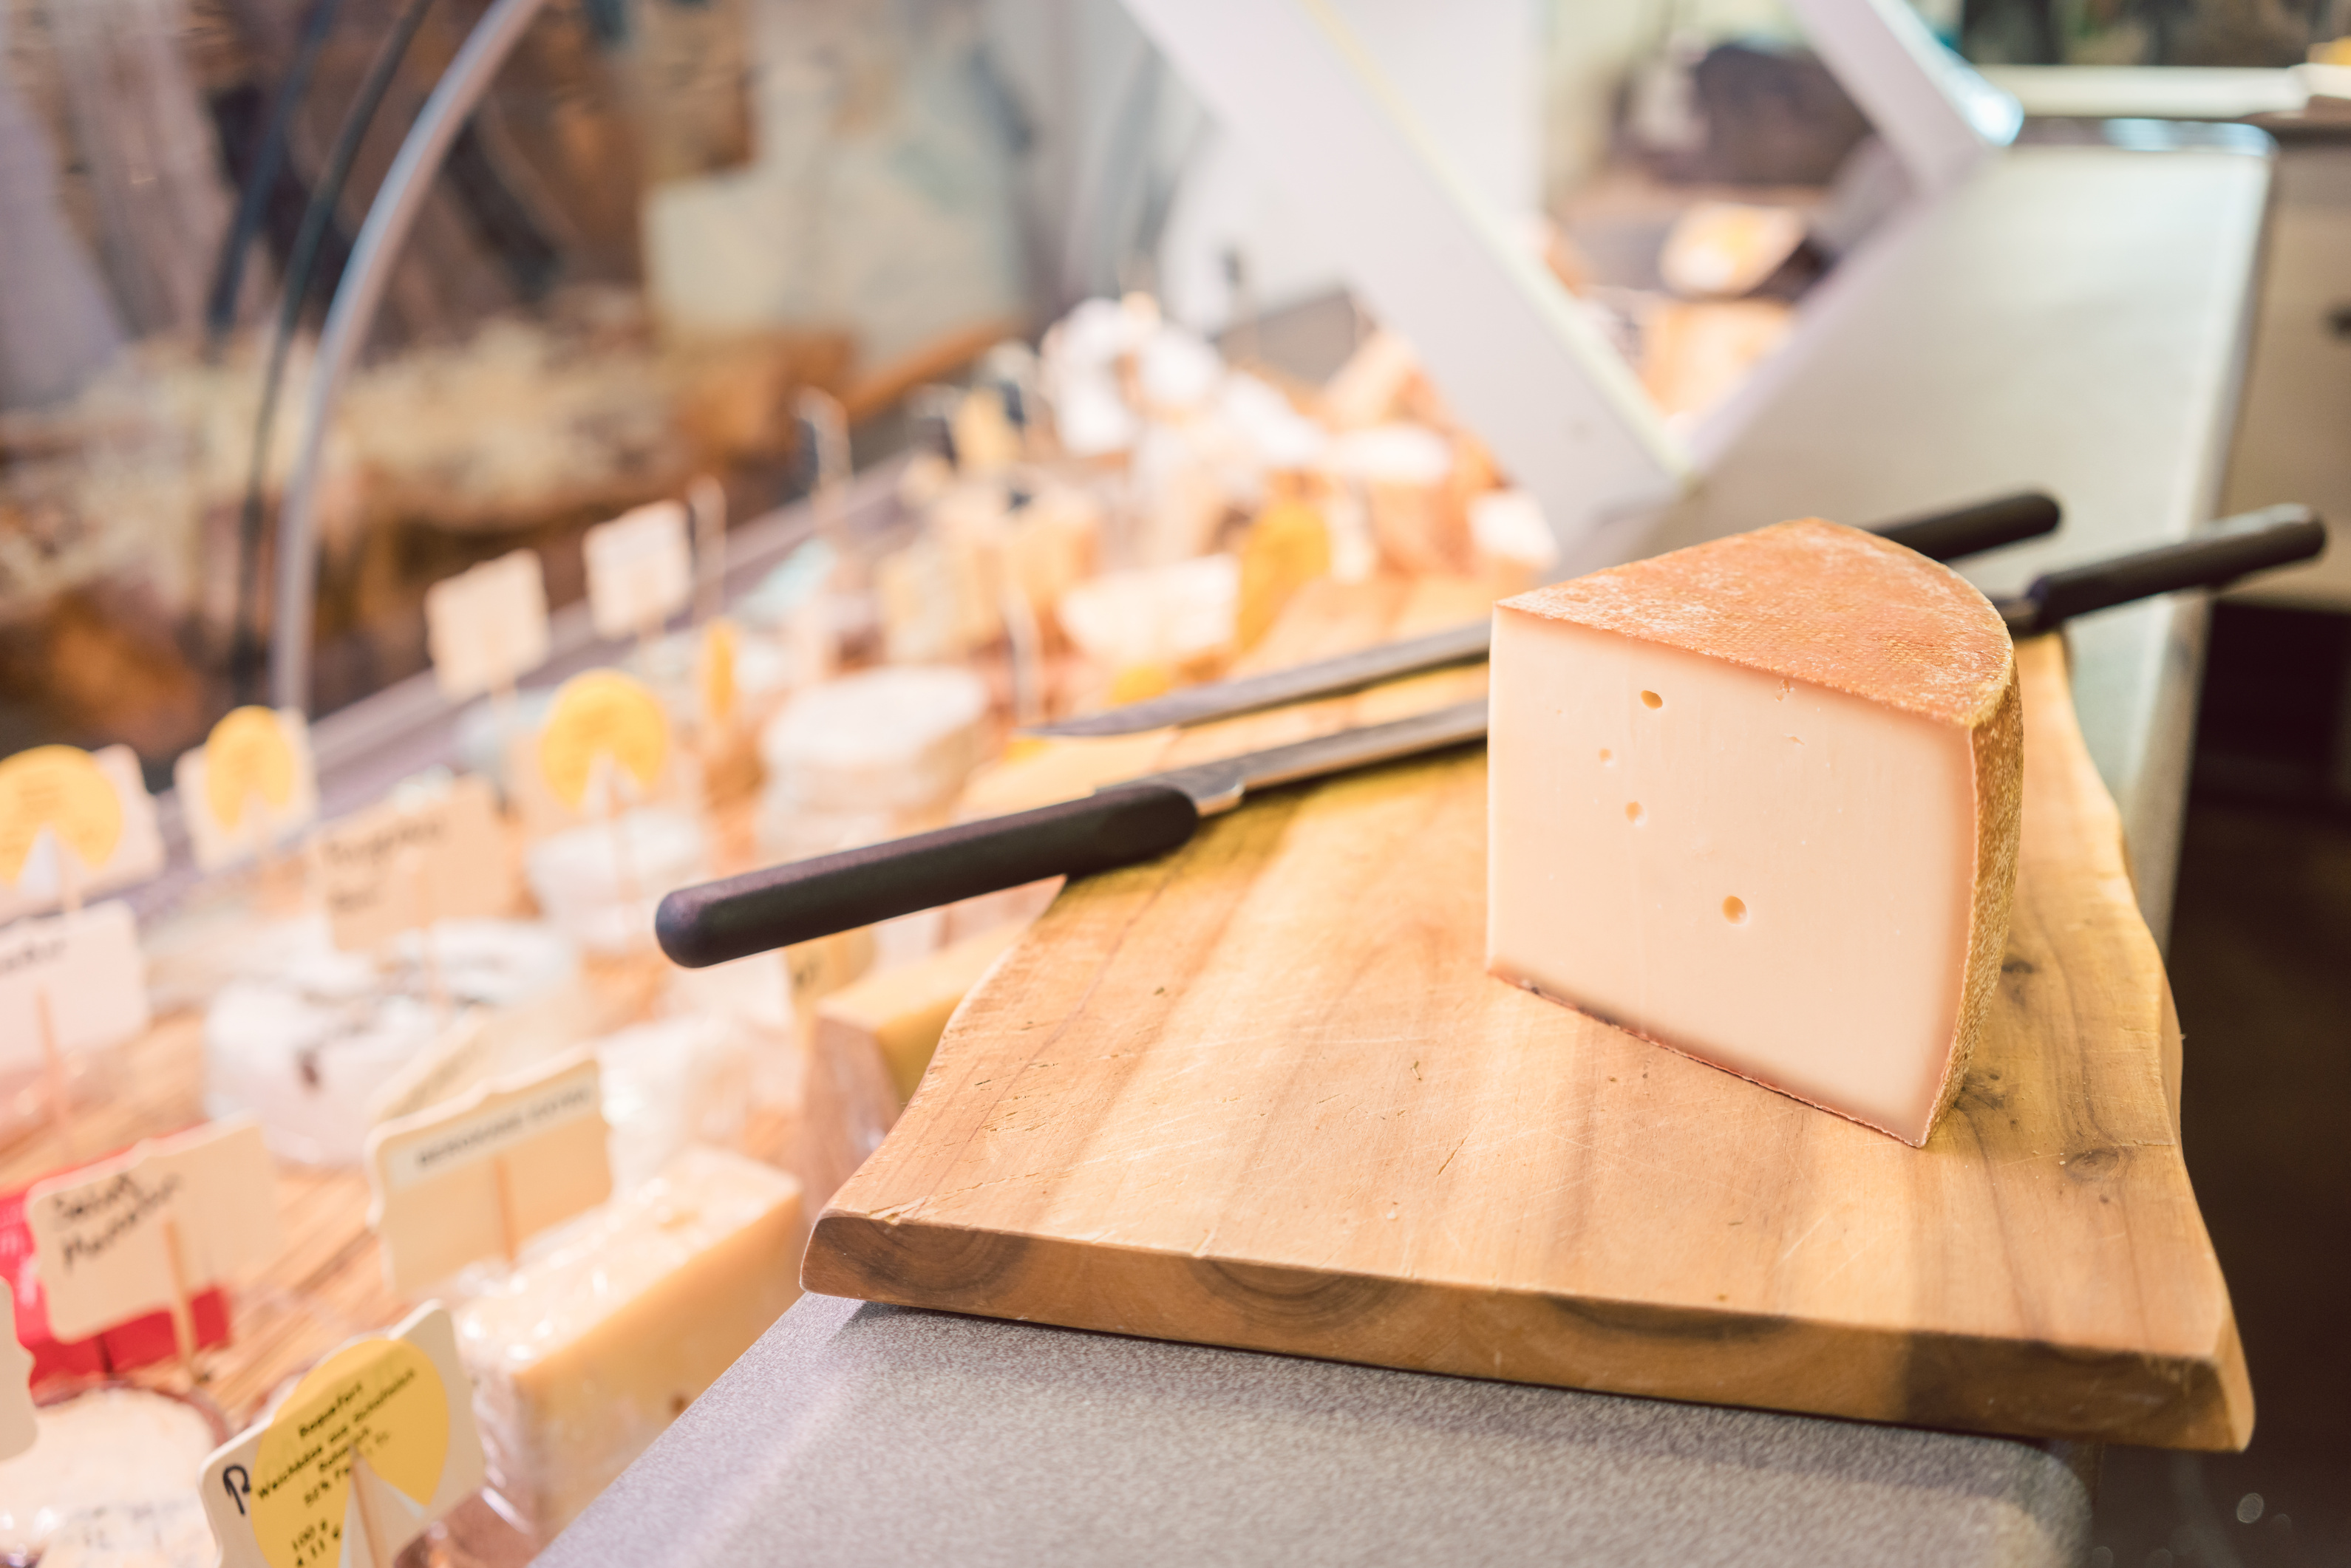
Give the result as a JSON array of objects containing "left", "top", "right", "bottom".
[
  {"left": 175, "top": 707, "right": 319, "bottom": 871},
  {"left": 27, "top": 1118, "right": 279, "bottom": 1341},
  {"left": 0, "top": 901, "right": 147, "bottom": 1073},
  {"left": 201, "top": 1304, "right": 486, "bottom": 1568},
  {"left": 310, "top": 775, "right": 508, "bottom": 952},
  {"left": 537, "top": 669, "right": 670, "bottom": 811},
  {"left": 365, "top": 1055, "right": 610, "bottom": 1294},
  {"left": 585, "top": 501, "right": 692, "bottom": 639},
  {"left": 0, "top": 746, "right": 122, "bottom": 886},
  {"left": 424, "top": 550, "right": 550, "bottom": 702},
  {"left": 698, "top": 616, "right": 738, "bottom": 726}
]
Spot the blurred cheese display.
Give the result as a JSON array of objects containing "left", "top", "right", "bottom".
[
  {"left": 456, "top": 1148, "right": 806, "bottom": 1536},
  {"left": 0, "top": 274, "right": 1669, "bottom": 1564},
  {"left": 0, "top": 1388, "right": 220, "bottom": 1565},
  {"left": 203, "top": 918, "right": 577, "bottom": 1165}
]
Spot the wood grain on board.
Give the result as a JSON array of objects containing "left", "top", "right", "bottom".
[{"left": 807, "top": 577, "right": 2251, "bottom": 1451}]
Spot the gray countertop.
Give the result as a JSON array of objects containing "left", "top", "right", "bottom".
[
  {"left": 541, "top": 1294, "right": 2096, "bottom": 1568},
  {"left": 542, "top": 136, "right": 2271, "bottom": 1566}
]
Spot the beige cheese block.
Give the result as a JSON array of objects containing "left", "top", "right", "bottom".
[
  {"left": 814, "top": 921, "right": 1030, "bottom": 1105},
  {"left": 456, "top": 1146, "right": 805, "bottom": 1535},
  {"left": 1486, "top": 519, "right": 2021, "bottom": 1146}
]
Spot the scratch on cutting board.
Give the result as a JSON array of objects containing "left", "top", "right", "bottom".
[
  {"left": 1777, "top": 1213, "right": 1831, "bottom": 1264},
  {"left": 1435, "top": 1134, "right": 1471, "bottom": 1177}
]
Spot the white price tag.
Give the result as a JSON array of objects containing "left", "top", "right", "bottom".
[
  {"left": 424, "top": 551, "right": 550, "bottom": 701},
  {"left": 201, "top": 1304, "right": 486, "bottom": 1568},
  {"left": 364, "top": 1055, "right": 610, "bottom": 1293},
  {"left": 0, "top": 746, "right": 163, "bottom": 920},
  {"left": 585, "top": 501, "right": 692, "bottom": 640},
  {"left": 27, "top": 1117, "right": 280, "bottom": 1342},
  {"left": 173, "top": 706, "right": 321, "bottom": 870},
  {"left": 0, "top": 901, "right": 147, "bottom": 1073},
  {"left": 311, "top": 775, "right": 509, "bottom": 952}
]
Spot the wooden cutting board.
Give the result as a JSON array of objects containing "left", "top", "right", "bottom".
[{"left": 804, "top": 576, "right": 2250, "bottom": 1451}]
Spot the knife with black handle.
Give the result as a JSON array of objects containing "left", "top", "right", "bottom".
[
  {"left": 1024, "top": 489, "right": 2063, "bottom": 739},
  {"left": 656, "top": 504, "right": 2321, "bottom": 967}
]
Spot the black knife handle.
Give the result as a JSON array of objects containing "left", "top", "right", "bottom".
[
  {"left": 2006, "top": 505, "right": 2326, "bottom": 637},
  {"left": 1877, "top": 490, "right": 2061, "bottom": 562},
  {"left": 656, "top": 783, "right": 1202, "bottom": 967}
]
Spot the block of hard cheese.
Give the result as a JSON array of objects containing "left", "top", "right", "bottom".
[
  {"left": 1486, "top": 519, "right": 2021, "bottom": 1146},
  {"left": 456, "top": 1146, "right": 804, "bottom": 1535},
  {"left": 814, "top": 920, "right": 1029, "bottom": 1105}
]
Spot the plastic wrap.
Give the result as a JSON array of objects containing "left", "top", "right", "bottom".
[
  {"left": 203, "top": 918, "right": 575, "bottom": 1164},
  {"left": 455, "top": 1146, "right": 804, "bottom": 1539},
  {"left": 0, "top": 1386, "right": 222, "bottom": 1565},
  {"left": 589, "top": 1016, "right": 757, "bottom": 1192}
]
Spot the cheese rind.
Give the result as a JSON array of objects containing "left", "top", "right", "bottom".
[{"left": 1486, "top": 519, "right": 2021, "bottom": 1145}]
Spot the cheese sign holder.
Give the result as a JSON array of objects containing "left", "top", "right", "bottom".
[
  {"left": 202, "top": 1303, "right": 486, "bottom": 1568},
  {"left": 540, "top": 669, "right": 672, "bottom": 949},
  {"left": 27, "top": 1117, "right": 279, "bottom": 1364},
  {"left": 0, "top": 902, "right": 149, "bottom": 1158},
  {"left": 424, "top": 551, "right": 551, "bottom": 749},
  {"left": 689, "top": 474, "right": 728, "bottom": 624},
  {"left": 363, "top": 1054, "right": 611, "bottom": 1293},
  {"left": 584, "top": 500, "right": 693, "bottom": 648},
  {"left": 311, "top": 775, "right": 510, "bottom": 1020},
  {"left": 698, "top": 618, "right": 739, "bottom": 732},
  {"left": 174, "top": 707, "right": 321, "bottom": 872},
  {"left": 0, "top": 744, "right": 163, "bottom": 924}
]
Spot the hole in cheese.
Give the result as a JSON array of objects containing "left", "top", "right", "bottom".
[
  {"left": 1722, "top": 896, "right": 1747, "bottom": 924},
  {"left": 1599, "top": 748, "right": 1613, "bottom": 764},
  {"left": 1625, "top": 802, "right": 1644, "bottom": 824},
  {"left": 1640, "top": 689, "right": 1664, "bottom": 709}
]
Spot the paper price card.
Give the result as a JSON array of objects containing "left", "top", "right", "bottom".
[
  {"left": 27, "top": 1117, "right": 279, "bottom": 1342},
  {"left": 202, "top": 1304, "right": 486, "bottom": 1568},
  {"left": 364, "top": 1054, "right": 610, "bottom": 1293},
  {"left": 424, "top": 550, "right": 550, "bottom": 702},
  {"left": 585, "top": 500, "right": 692, "bottom": 639},
  {"left": 312, "top": 774, "right": 509, "bottom": 952},
  {"left": 0, "top": 746, "right": 120, "bottom": 889},
  {"left": 538, "top": 669, "right": 670, "bottom": 811},
  {"left": 0, "top": 901, "right": 148, "bottom": 1074},
  {"left": 175, "top": 707, "right": 321, "bottom": 871},
  {"left": 0, "top": 746, "right": 162, "bottom": 922}
]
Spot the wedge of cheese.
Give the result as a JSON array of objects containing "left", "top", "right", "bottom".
[
  {"left": 457, "top": 1146, "right": 804, "bottom": 1535},
  {"left": 1486, "top": 519, "right": 2021, "bottom": 1145}
]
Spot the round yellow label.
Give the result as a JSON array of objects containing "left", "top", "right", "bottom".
[
  {"left": 698, "top": 618, "right": 738, "bottom": 726},
  {"left": 539, "top": 669, "right": 671, "bottom": 810},
  {"left": 203, "top": 706, "right": 299, "bottom": 832},
  {"left": 250, "top": 1337, "right": 450, "bottom": 1568},
  {"left": 0, "top": 746, "right": 122, "bottom": 885}
]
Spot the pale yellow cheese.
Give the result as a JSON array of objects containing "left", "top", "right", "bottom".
[
  {"left": 1487, "top": 521, "right": 2020, "bottom": 1146},
  {"left": 814, "top": 921, "right": 1028, "bottom": 1105},
  {"left": 456, "top": 1146, "right": 804, "bottom": 1535}
]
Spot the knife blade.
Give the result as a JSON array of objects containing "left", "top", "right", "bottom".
[
  {"left": 1025, "top": 488, "right": 2062, "bottom": 738},
  {"left": 656, "top": 701, "right": 1488, "bottom": 967},
  {"left": 656, "top": 505, "right": 2321, "bottom": 965}
]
